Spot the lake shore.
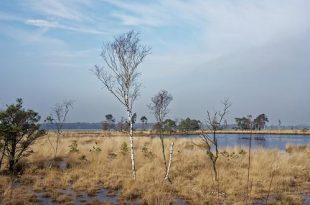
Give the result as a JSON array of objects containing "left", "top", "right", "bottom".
[{"left": 59, "top": 129, "right": 310, "bottom": 137}]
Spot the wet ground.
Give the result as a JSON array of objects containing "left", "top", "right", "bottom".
[
  {"left": 251, "top": 192, "right": 310, "bottom": 205},
  {"left": 35, "top": 187, "right": 121, "bottom": 204},
  {"left": 19, "top": 160, "right": 189, "bottom": 205},
  {"left": 34, "top": 187, "right": 188, "bottom": 205}
]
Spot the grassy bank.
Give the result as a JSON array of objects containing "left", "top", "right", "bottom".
[
  {"left": 68, "top": 129, "right": 310, "bottom": 137},
  {"left": 0, "top": 133, "right": 309, "bottom": 204},
  {"left": 213, "top": 129, "right": 310, "bottom": 135}
]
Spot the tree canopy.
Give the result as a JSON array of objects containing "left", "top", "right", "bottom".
[
  {"left": 235, "top": 114, "right": 268, "bottom": 130},
  {"left": 163, "top": 119, "right": 177, "bottom": 133},
  {"left": 254, "top": 114, "right": 269, "bottom": 130},
  {"left": 178, "top": 118, "right": 201, "bottom": 132},
  {"left": 0, "top": 98, "right": 45, "bottom": 173}
]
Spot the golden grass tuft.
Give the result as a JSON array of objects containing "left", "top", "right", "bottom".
[{"left": 286, "top": 144, "right": 310, "bottom": 154}]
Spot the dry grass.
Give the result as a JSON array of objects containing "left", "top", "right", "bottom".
[
  {"left": 0, "top": 132, "right": 309, "bottom": 205},
  {"left": 286, "top": 144, "right": 310, "bottom": 154}
]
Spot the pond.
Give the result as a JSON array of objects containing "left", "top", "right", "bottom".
[{"left": 175, "top": 134, "right": 310, "bottom": 150}]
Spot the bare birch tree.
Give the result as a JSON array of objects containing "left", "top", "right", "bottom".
[
  {"left": 93, "top": 30, "right": 151, "bottom": 180},
  {"left": 45, "top": 100, "right": 73, "bottom": 164},
  {"left": 148, "top": 90, "right": 173, "bottom": 181},
  {"left": 199, "top": 98, "right": 231, "bottom": 203},
  {"left": 200, "top": 98, "right": 231, "bottom": 181}
]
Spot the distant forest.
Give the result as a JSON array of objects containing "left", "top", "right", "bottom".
[
  {"left": 40, "top": 122, "right": 309, "bottom": 131},
  {"left": 40, "top": 122, "right": 154, "bottom": 130}
]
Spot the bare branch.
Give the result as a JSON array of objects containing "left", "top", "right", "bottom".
[
  {"left": 148, "top": 90, "right": 173, "bottom": 124},
  {"left": 46, "top": 100, "right": 73, "bottom": 163},
  {"left": 93, "top": 30, "right": 150, "bottom": 112},
  {"left": 199, "top": 98, "right": 232, "bottom": 183}
]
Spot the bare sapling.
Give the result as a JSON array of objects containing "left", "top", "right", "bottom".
[
  {"left": 199, "top": 98, "right": 231, "bottom": 203},
  {"left": 93, "top": 30, "right": 151, "bottom": 180},
  {"left": 148, "top": 90, "right": 173, "bottom": 181},
  {"left": 45, "top": 100, "right": 73, "bottom": 166},
  {"left": 201, "top": 98, "right": 231, "bottom": 181},
  {"left": 245, "top": 115, "right": 254, "bottom": 205}
]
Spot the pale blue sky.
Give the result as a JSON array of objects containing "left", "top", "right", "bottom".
[{"left": 0, "top": 0, "right": 310, "bottom": 125}]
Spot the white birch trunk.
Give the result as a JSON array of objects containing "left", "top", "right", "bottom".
[
  {"left": 128, "top": 111, "right": 136, "bottom": 180},
  {"left": 164, "top": 141, "right": 174, "bottom": 181}
]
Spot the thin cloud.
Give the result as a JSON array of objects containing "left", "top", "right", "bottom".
[
  {"left": 25, "top": 0, "right": 83, "bottom": 21},
  {"left": 25, "top": 19, "right": 59, "bottom": 28},
  {"left": 103, "top": 0, "right": 204, "bottom": 27},
  {"left": 25, "top": 19, "right": 107, "bottom": 34},
  {"left": 111, "top": 13, "right": 163, "bottom": 27}
]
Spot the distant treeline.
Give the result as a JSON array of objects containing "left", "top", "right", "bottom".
[{"left": 40, "top": 122, "right": 154, "bottom": 130}]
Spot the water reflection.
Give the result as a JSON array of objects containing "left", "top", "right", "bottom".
[{"left": 176, "top": 134, "right": 310, "bottom": 150}]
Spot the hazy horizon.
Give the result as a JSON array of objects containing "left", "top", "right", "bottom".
[{"left": 1, "top": 0, "right": 310, "bottom": 125}]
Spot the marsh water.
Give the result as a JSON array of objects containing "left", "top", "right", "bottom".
[
  {"left": 175, "top": 134, "right": 310, "bottom": 150},
  {"left": 34, "top": 187, "right": 186, "bottom": 205}
]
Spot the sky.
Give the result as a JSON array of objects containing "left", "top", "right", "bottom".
[{"left": 0, "top": 0, "right": 310, "bottom": 125}]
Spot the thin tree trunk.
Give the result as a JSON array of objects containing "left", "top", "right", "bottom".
[
  {"left": 50, "top": 133, "right": 60, "bottom": 169},
  {"left": 47, "top": 134, "right": 56, "bottom": 168},
  {"left": 211, "top": 160, "right": 218, "bottom": 182},
  {"left": 246, "top": 134, "right": 252, "bottom": 205},
  {"left": 160, "top": 137, "right": 168, "bottom": 172},
  {"left": 51, "top": 132, "right": 60, "bottom": 165},
  {"left": 212, "top": 131, "right": 219, "bottom": 182},
  {"left": 9, "top": 139, "right": 17, "bottom": 174},
  {"left": 0, "top": 151, "right": 4, "bottom": 170},
  {"left": 164, "top": 141, "right": 174, "bottom": 181},
  {"left": 55, "top": 134, "right": 60, "bottom": 159},
  {"left": 128, "top": 111, "right": 136, "bottom": 180},
  {"left": 0, "top": 141, "right": 7, "bottom": 170},
  {"left": 159, "top": 126, "right": 168, "bottom": 173}
]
